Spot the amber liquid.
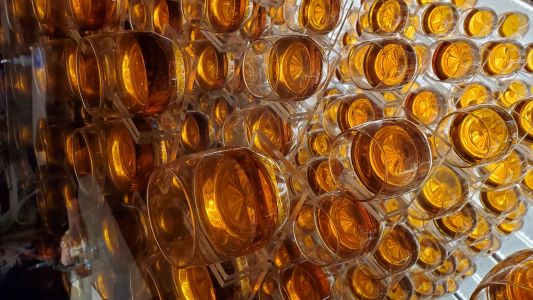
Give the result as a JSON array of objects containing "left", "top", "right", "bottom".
[
  {"left": 267, "top": 36, "right": 323, "bottom": 100},
  {"left": 411, "top": 272, "right": 435, "bottom": 299},
  {"left": 373, "top": 225, "right": 418, "bottom": 273},
  {"left": 316, "top": 194, "right": 380, "bottom": 259},
  {"left": 449, "top": 108, "right": 510, "bottom": 165},
  {"left": 180, "top": 111, "right": 213, "bottom": 154},
  {"left": 241, "top": 3, "right": 268, "bottom": 39},
  {"left": 417, "top": 165, "right": 466, "bottom": 215},
  {"left": 422, "top": 3, "right": 457, "bottom": 36},
  {"left": 69, "top": 0, "right": 118, "bottom": 30},
  {"left": 348, "top": 266, "right": 388, "bottom": 300},
  {"left": 37, "top": 178, "right": 69, "bottom": 232},
  {"left": 366, "top": 0, "right": 408, "bottom": 34},
  {"left": 299, "top": 0, "right": 341, "bottom": 34},
  {"left": 498, "top": 12, "right": 529, "bottom": 38},
  {"left": 196, "top": 43, "right": 229, "bottom": 91},
  {"left": 357, "top": 42, "right": 416, "bottom": 89},
  {"left": 482, "top": 150, "right": 524, "bottom": 187},
  {"left": 324, "top": 95, "right": 382, "bottom": 132},
  {"left": 307, "top": 130, "right": 331, "bottom": 157},
  {"left": 432, "top": 40, "right": 476, "bottom": 81},
  {"left": 514, "top": 99, "right": 533, "bottom": 141},
  {"left": 247, "top": 106, "right": 293, "bottom": 156},
  {"left": 463, "top": 8, "right": 495, "bottom": 38},
  {"left": 525, "top": 45, "right": 533, "bottom": 72},
  {"left": 173, "top": 266, "right": 216, "bottom": 299},
  {"left": 434, "top": 203, "right": 476, "bottom": 240},
  {"left": 207, "top": 0, "right": 249, "bottom": 32},
  {"left": 152, "top": 0, "right": 182, "bottom": 34},
  {"left": 79, "top": 34, "right": 176, "bottom": 115},
  {"left": 482, "top": 42, "right": 522, "bottom": 76},
  {"left": 417, "top": 233, "right": 447, "bottom": 270},
  {"left": 480, "top": 189, "right": 519, "bottom": 217},
  {"left": 456, "top": 82, "right": 490, "bottom": 108},
  {"left": 280, "top": 263, "right": 331, "bottom": 300},
  {"left": 405, "top": 88, "right": 444, "bottom": 125},
  {"left": 498, "top": 80, "right": 528, "bottom": 108},
  {"left": 350, "top": 124, "right": 427, "bottom": 195},
  {"left": 387, "top": 275, "right": 414, "bottom": 300},
  {"left": 307, "top": 158, "right": 337, "bottom": 195},
  {"left": 195, "top": 149, "right": 281, "bottom": 256}
]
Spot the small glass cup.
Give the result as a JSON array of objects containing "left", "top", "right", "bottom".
[
  {"left": 411, "top": 163, "right": 470, "bottom": 220},
  {"left": 410, "top": 271, "right": 436, "bottom": 299},
  {"left": 240, "top": 2, "right": 270, "bottom": 40},
  {"left": 427, "top": 38, "right": 480, "bottom": 83},
  {"left": 477, "top": 149, "right": 528, "bottom": 191},
  {"left": 284, "top": 0, "right": 342, "bottom": 35},
  {"left": 242, "top": 35, "right": 330, "bottom": 101},
  {"left": 259, "top": 262, "right": 331, "bottom": 300},
  {"left": 330, "top": 118, "right": 432, "bottom": 201},
  {"left": 34, "top": 120, "right": 76, "bottom": 173},
  {"left": 193, "top": 40, "right": 236, "bottom": 91},
  {"left": 415, "top": 232, "right": 449, "bottom": 272},
  {"left": 387, "top": 274, "right": 414, "bottom": 300},
  {"left": 178, "top": 110, "right": 215, "bottom": 154},
  {"left": 338, "top": 38, "right": 417, "bottom": 91},
  {"left": 293, "top": 191, "right": 382, "bottom": 266},
  {"left": 433, "top": 105, "right": 518, "bottom": 168},
  {"left": 414, "top": 2, "right": 459, "bottom": 37},
  {"left": 496, "top": 80, "right": 530, "bottom": 108},
  {"left": 479, "top": 187, "right": 522, "bottom": 221},
  {"left": 497, "top": 12, "right": 530, "bottom": 39},
  {"left": 322, "top": 94, "right": 383, "bottom": 138},
  {"left": 181, "top": 0, "right": 252, "bottom": 33},
  {"left": 294, "top": 128, "right": 332, "bottom": 166},
  {"left": 76, "top": 32, "right": 186, "bottom": 118},
  {"left": 453, "top": 81, "right": 492, "bottom": 108},
  {"left": 480, "top": 40, "right": 525, "bottom": 78},
  {"left": 357, "top": 0, "right": 410, "bottom": 36},
  {"left": 147, "top": 147, "right": 289, "bottom": 267},
  {"left": 403, "top": 87, "right": 447, "bottom": 127},
  {"left": 129, "top": 0, "right": 184, "bottom": 36},
  {"left": 36, "top": 173, "right": 71, "bottom": 234},
  {"left": 424, "top": 202, "right": 478, "bottom": 243},
  {"left": 358, "top": 223, "right": 420, "bottom": 279},
  {"left": 222, "top": 105, "right": 296, "bottom": 158},
  {"left": 32, "top": 39, "right": 79, "bottom": 102},
  {"left": 458, "top": 7, "right": 496, "bottom": 39},
  {"left": 512, "top": 98, "right": 533, "bottom": 143},
  {"left": 471, "top": 249, "right": 533, "bottom": 299},
  {"left": 72, "top": 120, "right": 171, "bottom": 195},
  {"left": 340, "top": 265, "right": 390, "bottom": 299},
  {"left": 524, "top": 43, "right": 533, "bottom": 73}
]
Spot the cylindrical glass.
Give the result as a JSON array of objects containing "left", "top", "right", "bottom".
[
  {"left": 411, "top": 163, "right": 470, "bottom": 220},
  {"left": 76, "top": 32, "right": 186, "bottom": 118},
  {"left": 243, "top": 35, "right": 329, "bottom": 101},
  {"left": 293, "top": 191, "right": 382, "bottom": 266},
  {"left": 358, "top": 224, "right": 420, "bottom": 279},
  {"left": 513, "top": 98, "right": 533, "bottom": 143},
  {"left": 181, "top": 0, "right": 252, "bottom": 32},
  {"left": 129, "top": 0, "right": 184, "bottom": 35},
  {"left": 357, "top": 0, "right": 409, "bottom": 35},
  {"left": 284, "top": 0, "right": 342, "bottom": 34},
  {"left": 147, "top": 147, "right": 289, "bottom": 267},
  {"left": 32, "top": 39, "right": 79, "bottom": 101},
  {"left": 428, "top": 38, "right": 480, "bottom": 82},
  {"left": 415, "top": 2, "right": 458, "bottom": 37},
  {"left": 330, "top": 118, "right": 431, "bottom": 201},
  {"left": 472, "top": 249, "right": 533, "bottom": 299},
  {"left": 72, "top": 120, "right": 170, "bottom": 195},
  {"left": 222, "top": 105, "right": 295, "bottom": 158},
  {"left": 433, "top": 105, "right": 517, "bottom": 168},
  {"left": 459, "top": 7, "right": 496, "bottom": 38},
  {"left": 404, "top": 87, "right": 447, "bottom": 126},
  {"left": 480, "top": 40, "right": 525, "bottom": 78},
  {"left": 497, "top": 12, "right": 530, "bottom": 38},
  {"left": 322, "top": 94, "right": 383, "bottom": 138},
  {"left": 338, "top": 38, "right": 417, "bottom": 91}
]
